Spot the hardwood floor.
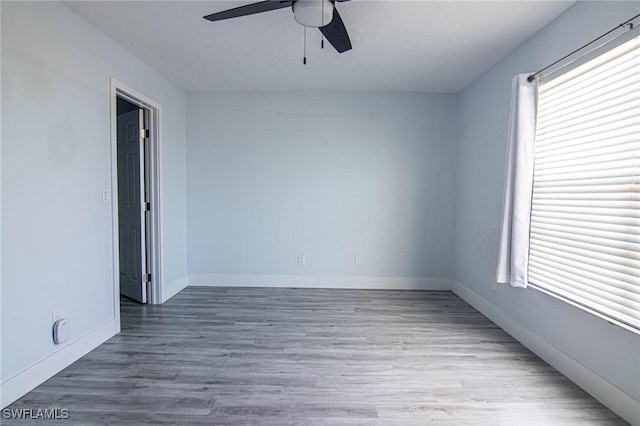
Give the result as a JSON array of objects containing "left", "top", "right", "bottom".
[{"left": 5, "top": 287, "right": 626, "bottom": 425}]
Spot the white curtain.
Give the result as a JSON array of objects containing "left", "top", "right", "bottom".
[{"left": 495, "top": 74, "right": 538, "bottom": 288}]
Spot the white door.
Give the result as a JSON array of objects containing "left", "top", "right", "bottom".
[{"left": 117, "top": 108, "right": 147, "bottom": 303}]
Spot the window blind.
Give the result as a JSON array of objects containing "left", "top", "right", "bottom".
[{"left": 529, "top": 34, "right": 640, "bottom": 331}]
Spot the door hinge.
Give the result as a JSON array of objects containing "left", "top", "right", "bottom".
[
  {"left": 140, "top": 128, "right": 149, "bottom": 139},
  {"left": 143, "top": 273, "right": 151, "bottom": 283},
  {"left": 143, "top": 201, "right": 150, "bottom": 212}
]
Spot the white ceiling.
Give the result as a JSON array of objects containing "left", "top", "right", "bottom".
[{"left": 65, "top": 0, "right": 575, "bottom": 93}]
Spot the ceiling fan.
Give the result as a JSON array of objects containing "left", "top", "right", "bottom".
[{"left": 203, "top": 0, "right": 352, "bottom": 54}]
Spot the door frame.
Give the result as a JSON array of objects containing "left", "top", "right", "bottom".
[{"left": 110, "top": 78, "right": 163, "bottom": 331}]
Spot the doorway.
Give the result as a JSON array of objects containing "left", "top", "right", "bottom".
[
  {"left": 110, "top": 78, "right": 163, "bottom": 331},
  {"left": 116, "top": 97, "right": 148, "bottom": 303}
]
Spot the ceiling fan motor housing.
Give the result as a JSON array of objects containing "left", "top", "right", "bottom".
[{"left": 293, "top": 0, "right": 334, "bottom": 27}]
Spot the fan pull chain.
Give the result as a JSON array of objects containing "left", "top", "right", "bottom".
[
  {"left": 303, "top": 26, "right": 307, "bottom": 65},
  {"left": 321, "top": 0, "right": 325, "bottom": 48}
]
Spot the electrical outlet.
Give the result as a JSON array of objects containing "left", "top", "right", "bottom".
[{"left": 297, "top": 255, "right": 306, "bottom": 266}]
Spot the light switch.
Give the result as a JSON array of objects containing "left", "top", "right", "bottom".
[{"left": 101, "top": 188, "right": 110, "bottom": 204}]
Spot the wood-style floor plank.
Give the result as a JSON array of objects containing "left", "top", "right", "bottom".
[{"left": 4, "top": 287, "right": 626, "bottom": 425}]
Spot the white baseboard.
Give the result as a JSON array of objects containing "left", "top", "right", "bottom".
[
  {"left": 162, "top": 275, "right": 188, "bottom": 303},
  {"left": 189, "top": 274, "right": 451, "bottom": 291},
  {"left": 451, "top": 279, "right": 640, "bottom": 426},
  {"left": 0, "top": 319, "right": 117, "bottom": 409}
]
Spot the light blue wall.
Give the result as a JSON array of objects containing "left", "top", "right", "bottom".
[
  {"left": 1, "top": 1, "right": 187, "bottom": 386},
  {"left": 187, "top": 92, "right": 457, "bottom": 279},
  {"left": 453, "top": 0, "right": 640, "bottom": 403}
]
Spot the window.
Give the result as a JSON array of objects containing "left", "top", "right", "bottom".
[{"left": 529, "top": 34, "right": 640, "bottom": 331}]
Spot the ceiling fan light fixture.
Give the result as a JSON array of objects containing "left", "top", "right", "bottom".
[{"left": 293, "top": 0, "right": 334, "bottom": 28}]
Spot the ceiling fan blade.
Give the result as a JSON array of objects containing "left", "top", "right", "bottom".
[
  {"left": 204, "top": 1, "right": 293, "bottom": 22},
  {"left": 319, "top": 8, "right": 352, "bottom": 53}
]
